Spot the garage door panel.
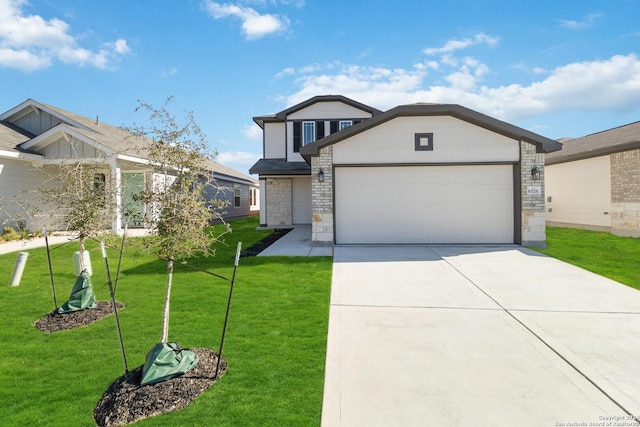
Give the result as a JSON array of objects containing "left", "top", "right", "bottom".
[{"left": 335, "top": 165, "right": 514, "bottom": 244}]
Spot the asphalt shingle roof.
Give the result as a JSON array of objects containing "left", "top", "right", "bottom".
[{"left": 546, "top": 120, "right": 640, "bottom": 165}]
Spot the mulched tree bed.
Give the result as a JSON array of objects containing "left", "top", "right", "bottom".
[
  {"left": 239, "top": 228, "right": 292, "bottom": 257},
  {"left": 34, "top": 301, "right": 125, "bottom": 333},
  {"left": 93, "top": 347, "right": 227, "bottom": 427}
]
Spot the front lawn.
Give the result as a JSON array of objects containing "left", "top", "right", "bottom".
[
  {"left": 0, "top": 217, "right": 333, "bottom": 426},
  {"left": 534, "top": 226, "right": 640, "bottom": 290}
]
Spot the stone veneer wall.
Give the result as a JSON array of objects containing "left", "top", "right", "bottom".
[
  {"left": 265, "top": 178, "right": 292, "bottom": 226},
  {"left": 521, "top": 141, "right": 547, "bottom": 247},
  {"left": 610, "top": 149, "right": 640, "bottom": 237},
  {"left": 311, "top": 146, "right": 334, "bottom": 243}
]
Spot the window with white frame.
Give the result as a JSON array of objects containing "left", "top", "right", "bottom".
[
  {"left": 249, "top": 188, "right": 257, "bottom": 207},
  {"left": 234, "top": 185, "right": 241, "bottom": 207},
  {"left": 339, "top": 120, "right": 352, "bottom": 130},
  {"left": 302, "top": 121, "right": 316, "bottom": 146}
]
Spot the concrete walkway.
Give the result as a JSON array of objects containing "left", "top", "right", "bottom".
[
  {"left": 257, "top": 225, "right": 333, "bottom": 256},
  {"left": 323, "top": 245, "right": 640, "bottom": 426},
  {"left": 0, "top": 235, "right": 72, "bottom": 256}
]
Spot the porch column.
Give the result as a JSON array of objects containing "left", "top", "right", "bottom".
[{"left": 111, "top": 160, "right": 122, "bottom": 234}]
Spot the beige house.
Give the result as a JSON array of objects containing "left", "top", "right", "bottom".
[
  {"left": 250, "top": 95, "right": 561, "bottom": 247},
  {"left": 0, "top": 99, "right": 258, "bottom": 233},
  {"left": 546, "top": 120, "right": 640, "bottom": 238}
]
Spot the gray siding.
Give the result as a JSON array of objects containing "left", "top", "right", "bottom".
[
  {"left": 43, "top": 136, "right": 101, "bottom": 159},
  {"left": 202, "top": 177, "right": 258, "bottom": 222},
  {"left": 0, "top": 158, "right": 49, "bottom": 231},
  {"left": 13, "top": 110, "right": 62, "bottom": 135}
]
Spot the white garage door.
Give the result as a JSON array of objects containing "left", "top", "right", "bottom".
[{"left": 335, "top": 165, "right": 514, "bottom": 244}]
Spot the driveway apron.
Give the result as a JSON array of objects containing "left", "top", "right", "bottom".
[{"left": 322, "top": 246, "right": 640, "bottom": 426}]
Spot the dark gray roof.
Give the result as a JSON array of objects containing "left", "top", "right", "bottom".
[
  {"left": 300, "top": 103, "right": 562, "bottom": 162},
  {"left": 253, "top": 95, "right": 383, "bottom": 128},
  {"left": 249, "top": 158, "right": 310, "bottom": 175},
  {"left": 546, "top": 120, "right": 640, "bottom": 165}
]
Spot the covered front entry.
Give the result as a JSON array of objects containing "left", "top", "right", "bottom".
[{"left": 334, "top": 165, "right": 514, "bottom": 244}]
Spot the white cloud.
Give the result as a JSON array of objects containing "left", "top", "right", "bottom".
[
  {"left": 280, "top": 53, "right": 640, "bottom": 123},
  {"left": 161, "top": 67, "right": 178, "bottom": 77},
  {"left": 423, "top": 33, "right": 499, "bottom": 56},
  {"left": 0, "top": 0, "right": 129, "bottom": 71},
  {"left": 559, "top": 13, "right": 602, "bottom": 29},
  {"left": 0, "top": 47, "right": 50, "bottom": 71},
  {"left": 203, "top": 1, "right": 289, "bottom": 40},
  {"left": 111, "top": 39, "right": 130, "bottom": 54},
  {"left": 284, "top": 62, "right": 429, "bottom": 109},
  {"left": 242, "top": 124, "right": 263, "bottom": 140},
  {"left": 216, "top": 150, "right": 261, "bottom": 174},
  {"left": 275, "top": 66, "right": 295, "bottom": 78}
]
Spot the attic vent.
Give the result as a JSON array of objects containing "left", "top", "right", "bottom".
[{"left": 415, "top": 133, "right": 434, "bottom": 151}]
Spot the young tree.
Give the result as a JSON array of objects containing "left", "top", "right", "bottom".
[
  {"left": 39, "top": 159, "right": 113, "bottom": 266},
  {"left": 36, "top": 152, "right": 115, "bottom": 312},
  {"left": 126, "top": 98, "right": 229, "bottom": 384}
]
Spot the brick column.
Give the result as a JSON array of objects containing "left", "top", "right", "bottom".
[
  {"left": 521, "top": 141, "right": 547, "bottom": 247},
  {"left": 265, "top": 178, "right": 292, "bottom": 226},
  {"left": 611, "top": 149, "right": 640, "bottom": 237},
  {"left": 311, "top": 146, "right": 334, "bottom": 244}
]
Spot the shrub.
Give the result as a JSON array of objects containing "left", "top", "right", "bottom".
[{"left": 1, "top": 227, "right": 21, "bottom": 241}]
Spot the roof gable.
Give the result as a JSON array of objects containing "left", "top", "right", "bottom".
[
  {"left": 253, "top": 95, "right": 382, "bottom": 128},
  {"left": 2, "top": 100, "right": 256, "bottom": 182},
  {"left": 299, "top": 103, "right": 562, "bottom": 162},
  {"left": 546, "top": 120, "right": 640, "bottom": 165},
  {"left": 19, "top": 123, "right": 112, "bottom": 155},
  {"left": 0, "top": 99, "right": 94, "bottom": 134}
]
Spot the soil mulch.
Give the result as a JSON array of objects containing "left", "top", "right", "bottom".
[
  {"left": 34, "top": 301, "right": 125, "bottom": 333},
  {"left": 93, "top": 347, "right": 227, "bottom": 427},
  {"left": 239, "top": 228, "right": 292, "bottom": 257}
]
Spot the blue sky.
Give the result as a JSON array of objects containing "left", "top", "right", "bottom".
[{"left": 2, "top": 0, "right": 640, "bottom": 176}]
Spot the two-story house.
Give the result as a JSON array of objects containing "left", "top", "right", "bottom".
[
  {"left": 250, "top": 95, "right": 381, "bottom": 228},
  {"left": 249, "top": 95, "right": 562, "bottom": 247}
]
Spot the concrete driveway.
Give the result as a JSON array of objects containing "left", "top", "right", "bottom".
[{"left": 322, "top": 246, "right": 640, "bottom": 426}]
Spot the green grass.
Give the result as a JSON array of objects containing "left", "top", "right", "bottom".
[
  {"left": 0, "top": 217, "right": 333, "bottom": 426},
  {"left": 534, "top": 226, "right": 640, "bottom": 290}
]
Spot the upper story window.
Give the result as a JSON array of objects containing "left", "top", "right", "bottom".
[
  {"left": 293, "top": 121, "right": 325, "bottom": 152},
  {"left": 330, "top": 119, "right": 361, "bottom": 134},
  {"left": 302, "top": 121, "right": 316, "bottom": 146},
  {"left": 339, "top": 120, "right": 352, "bottom": 130}
]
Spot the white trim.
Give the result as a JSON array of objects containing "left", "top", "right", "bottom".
[
  {"left": 116, "top": 153, "right": 150, "bottom": 165},
  {"left": 19, "top": 123, "right": 114, "bottom": 155},
  {"left": 0, "top": 99, "right": 93, "bottom": 133},
  {"left": 0, "top": 149, "right": 43, "bottom": 161}
]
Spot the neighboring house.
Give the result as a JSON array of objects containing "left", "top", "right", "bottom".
[
  {"left": 250, "top": 95, "right": 561, "bottom": 247},
  {"left": 545, "top": 121, "right": 640, "bottom": 238},
  {"left": 0, "top": 99, "right": 258, "bottom": 233}
]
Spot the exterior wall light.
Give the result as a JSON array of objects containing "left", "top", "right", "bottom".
[
  {"left": 531, "top": 165, "right": 541, "bottom": 180},
  {"left": 318, "top": 169, "right": 324, "bottom": 182}
]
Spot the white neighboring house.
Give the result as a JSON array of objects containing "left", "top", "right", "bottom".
[
  {"left": 250, "top": 95, "right": 562, "bottom": 247},
  {"left": 545, "top": 121, "right": 640, "bottom": 238},
  {"left": 0, "top": 99, "right": 258, "bottom": 233}
]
